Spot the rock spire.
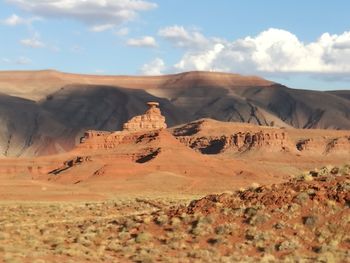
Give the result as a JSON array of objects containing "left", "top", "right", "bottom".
[{"left": 123, "top": 102, "right": 167, "bottom": 132}]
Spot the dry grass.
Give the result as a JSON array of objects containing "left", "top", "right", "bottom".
[{"left": 0, "top": 164, "right": 349, "bottom": 262}]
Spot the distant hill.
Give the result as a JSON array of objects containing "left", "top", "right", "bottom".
[
  {"left": 327, "top": 90, "right": 350, "bottom": 101},
  {"left": 0, "top": 70, "right": 349, "bottom": 157}
]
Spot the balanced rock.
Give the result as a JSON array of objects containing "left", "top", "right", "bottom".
[{"left": 123, "top": 102, "right": 167, "bottom": 132}]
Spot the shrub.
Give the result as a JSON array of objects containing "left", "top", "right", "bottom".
[
  {"left": 297, "top": 172, "right": 314, "bottom": 181},
  {"left": 248, "top": 213, "right": 269, "bottom": 226},
  {"left": 215, "top": 223, "right": 235, "bottom": 235},
  {"left": 245, "top": 207, "right": 258, "bottom": 217},
  {"left": 135, "top": 232, "right": 152, "bottom": 243},
  {"left": 275, "top": 240, "right": 299, "bottom": 251},
  {"left": 155, "top": 214, "right": 168, "bottom": 226},
  {"left": 141, "top": 215, "right": 153, "bottom": 224},
  {"left": 132, "top": 254, "right": 154, "bottom": 263},
  {"left": 106, "top": 240, "right": 121, "bottom": 253},
  {"left": 274, "top": 222, "right": 284, "bottom": 229},
  {"left": 303, "top": 215, "right": 318, "bottom": 227},
  {"left": 330, "top": 167, "right": 339, "bottom": 175},
  {"left": 170, "top": 217, "right": 182, "bottom": 227},
  {"left": 293, "top": 192, "right": 309, "bottom": 204},
  {"left": 339, "top": 164, "right": 350, "bottom": 175},
  {"left": 318, "top": 166, "right": 330, "bottom": 176},
  {"left": 190, "top": 221, "right": 213, "bottom": 236},
  {"left": 179, "top": 213, "right": 192, "bottom": 224},
  {"left": 123, "top": 218, "right": 137, "bottom": 229},
  {"left": 118, "top": 231, "right": 129, "bottom": 240},
  {"left": 245, "top": 228, "right": 258, "bottom": 241}
]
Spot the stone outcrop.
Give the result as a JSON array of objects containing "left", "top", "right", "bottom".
[
  {"left": 172, "top": 119, "right": 350, "bottom": 156},
  {"left": 176, "top": 132, "right": 350, "bottom": 156},
  {"left": 296, "top": 136, "right": 350, "bottom": 155},
  {"left": 176, "top": 131, "right": 291, "bottom": 154},
  {"left": 123, "top": 102, "right": 167, "bottom": 132},
  {"left": 78, "top": 102, "right": 167, "bottom": 150}
]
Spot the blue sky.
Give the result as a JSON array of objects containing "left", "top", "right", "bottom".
[{"left": 0, "top": 0, "right": 350, "bottom": 90}]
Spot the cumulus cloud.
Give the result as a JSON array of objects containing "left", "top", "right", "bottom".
[
  {"left": 2, "top": 14, "right": 40, "bottom": 26},
  {"left": 158, "top": 25, "right": 213, "bottom": 49},
  {"left": 127, "top": 36, "right": 157, "bottom": 47},
  {"left": 172, "top": 28, "right": 350, "bottom": 77},
  {"left": 6, "top": 0, "right": 157, "bottom": 28},
  {"left": 141, "top": 58, "right": 165, "bottom": 75},
  {"left": 175, "top": 44, "right": 224, "bottom": 71}
]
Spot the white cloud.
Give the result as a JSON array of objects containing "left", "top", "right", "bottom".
[
  {"left": 20, "top": 36, "right": 45, "bottom": 48},
  {"left": 89, "top": 24, "right": 114, "bottom": 32},
  {"left": 158, "top": 25, "right": 213, "bottom": 49},
  {"left": 172, "top": 28, "right": 350, "bottom": 77},
  {"left": 175, "top": 43, "right": 224, "bottom": 71},
  {"left": 127, "top": 36, "right": 157, "bottom": 48},
  {"left": 3, "top": 14, "right": 24, "bottom": 25},
  {"left": 6, "top": 0, "right": 157, "bottom": 28},
  {"left": 2, "top": 13, "right": 40, "bottom": 26},
  {"left": 141, "top": 58, "right": 165, "bottom": 75},
  {"left": 1, "top": 56, "right": 32, "bottom": 65}
]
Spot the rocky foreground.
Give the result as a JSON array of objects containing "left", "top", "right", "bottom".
[{"left": 0, "top": 165, "right": 349, "bottom": 262}]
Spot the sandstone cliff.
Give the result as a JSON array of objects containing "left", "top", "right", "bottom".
[
  {"left": 0, "top": 70, "right": 349, "bottom": 157},
  {"left": 78, "top": 102, "right": 167, "bottom": 151},
  {"left": 172, "top": 119, "right": 350, "bottom": 156}
]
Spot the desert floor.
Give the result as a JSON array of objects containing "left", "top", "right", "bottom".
[{"left": 0, "top": 164, "right": 349, "bottom": 263}]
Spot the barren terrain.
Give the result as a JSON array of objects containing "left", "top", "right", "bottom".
[
  {"left": 0, "top": 165, "right": 348, "bottom": 262},
  {"left": 0, "top": 118, "right": 349, "bottom": 201},
  {"left": 0, "top": 71, "right": 349, "bottom": 262}
]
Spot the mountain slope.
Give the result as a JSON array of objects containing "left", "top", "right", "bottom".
[
  {"left": 0, "top": 70, "right": 349, "bottom": 157},
  {"left": 0, "top": 93, "right": 67, "bottom": 157},
  {"left": 327, "top": 90, "right": 350, "bottom": 101},
  {"left": 234, "top": 85, "right": 350, "bottom": 129},
  {"left": 0, "top": 70, "right": 273, "bottom": 101}
]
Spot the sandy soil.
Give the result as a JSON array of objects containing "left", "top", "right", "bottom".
[{"left": 0, "top": 166, "right": 348, "bottom": 262}]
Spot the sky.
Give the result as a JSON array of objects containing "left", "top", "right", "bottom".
[{"left": 0, "top": 0, "right": 350, "bottom": 90}]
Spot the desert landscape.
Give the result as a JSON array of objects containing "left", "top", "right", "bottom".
[
  {"left": 0, "top": 70, "right": 349, "bottom": 262},
  {"left": 1, "top": 1, "right": 350, "bottom": 262}
]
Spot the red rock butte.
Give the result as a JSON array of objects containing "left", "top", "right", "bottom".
[
  {"left": 79, "top": 102, "right": 167, "bottom": 150},
  {"left": 123, "top": 102, "right": 167, "bottom": 132}
]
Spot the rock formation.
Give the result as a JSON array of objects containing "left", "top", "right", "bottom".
[
  {"left": 123, "top": 102, "right": 167, "bottom": 132},
  {"left": 176, "top": 131, "right": 291, "bottom": 154},
  {"left": 171, "top": 119, "right": 350, "bottom": 156},
  {"left": 79, "top": 102, "right": 167, "bottom": 150},
  {"left": 2, "top": 70, "right": 350, "bottom": 157},
  {"left": 296, "top": 136, "right": 350, "bottom": 155}
]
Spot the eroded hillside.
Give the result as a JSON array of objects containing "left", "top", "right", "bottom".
[{"left": 0, "top": 70, "right": 349, "bottom": 157}]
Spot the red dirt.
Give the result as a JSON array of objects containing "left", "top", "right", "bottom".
[{"left": 0, "top": 117, "right": 348, "bottom": 201}]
